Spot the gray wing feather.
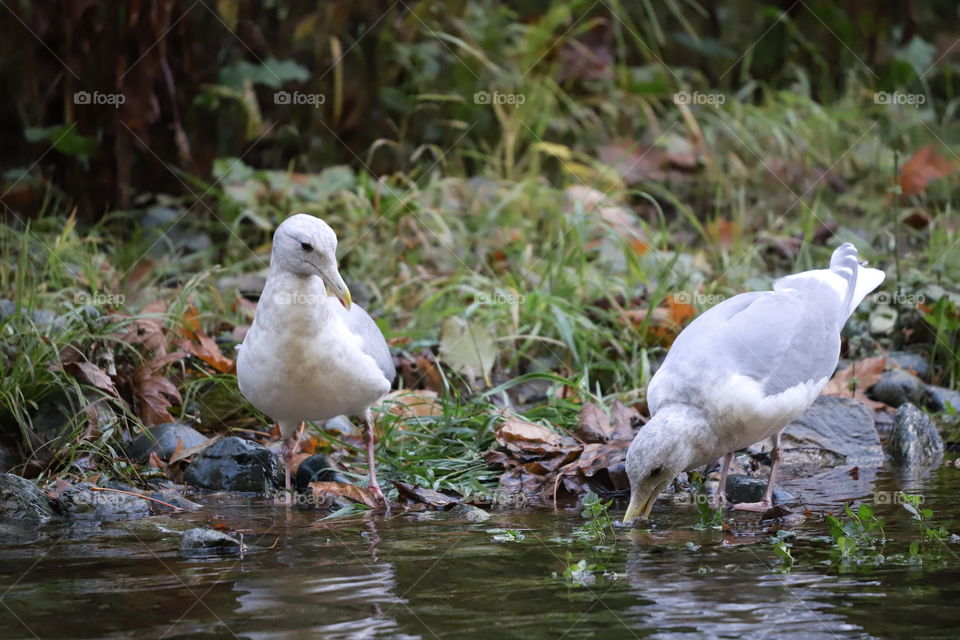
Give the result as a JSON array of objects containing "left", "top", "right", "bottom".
[
  {"left": 650, "top": 290, "right": 839, "bottom": 411},
  {"left": 344, "top": 304, "right": 396, "bottom": 383}
]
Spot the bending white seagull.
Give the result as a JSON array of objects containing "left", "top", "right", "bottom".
[
  {"left": 623, "top": 243, "right": 884, "bottom": 522},
  {"left": 237, "top": 213, "right": 395, "bottom": 505}
]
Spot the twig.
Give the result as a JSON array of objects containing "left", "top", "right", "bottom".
[{"left": 90, "top": 485, "right": 183, "bottom": 511}]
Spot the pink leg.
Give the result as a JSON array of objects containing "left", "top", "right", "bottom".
[
  {"left": 278, "top": 422, "right": 304, "bottom": 505},
  {"left": 713, "top": 452, "right": 733, "bottom": 509},
  {"left": 734, "top": 433, "right": 781, "bottom": 512},
  {"left": 363, "top": 410, "right": 388, "bottom": 510}
]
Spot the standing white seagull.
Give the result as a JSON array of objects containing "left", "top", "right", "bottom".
[
  {"left": 623, "top": 243, "right": 884, "bottom": 522},
  {"left": 237, "top": 214, "right": 395, "bottom": 506}
]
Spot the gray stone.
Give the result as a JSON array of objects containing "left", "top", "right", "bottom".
[
  {"left": 867, "top": 368, "right": 928, "bottom": 408},
  {"left": 126, "top": 423, "right": 208, "bottom": 462},
  {"left": 57, "top": 482, "right": 151, "bottom": 520},
  {"left": 183, "top": 436, "right": 283, "bottom": 492},
  {"left": 295, "top": 454, "right": 346, "bottom": 493},
  {"left": 448, "top": 502, "right": 492, "bottom": 522},
  {"left": 179, "top": 527, "right": 244, "bottom": 557},
  {"left": 149, "top": 489, "right": 202, "bottom": 511},
  {"left": 772, "top": 396, "right": 884, "bottom": 470},
  {"left": 887, "top": 403, "right": 944, "bottom": 468},
  {"left": 724, "top": 474, "right": 792, "bottom": 505},
  {"left": 926, "top": 385, "right": 960, "bottom": 414},
  {"left": 0, "top": 474, "right": 54, "bottom": 520},
  {"left": 887, "top": 351, "right": 930, "bottom": 380}
]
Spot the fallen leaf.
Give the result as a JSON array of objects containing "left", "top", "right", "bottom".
[
  {"left": 823, "top": 356, "right": 888, "bottom": 410},
  {"left": 576, "top": 402, "right": 612, "bottom": 443},
  {"left": 167, "top": 434, "right": 220, "bottom": 465},
  {"left": 609, "top": 399, "right": 640, "bottom": 440},
  {"left": 494, "top": 416, "right": 581, "bottom": 458},
  {"left": 60, "top": 361, "right": 120, "bottom": 397},
  {"left": 393, "top": 481, "right": 460, "bottom": 508},
  {"left": 309, "top": 481, "right": 379, "bottom": 509},
  {"left": 899, "top": 145, "right": 954, "bottom": 196},
  {"left": 377, "top": 389, "right": 443, "bottom": 419},
  {"left": 132, "top": 351, "right": 186, "bottom": 425},
  {"left": 706, "top": 217, "right": 741, "bottom": 247},
  {"left": 177, "top": 330, "right": 234, "bottom": 373}
]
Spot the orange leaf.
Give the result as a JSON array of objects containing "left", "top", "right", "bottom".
[
  {"left": 823, "top": 356, "right": 888, "bottom": 410},
  {"left": 177, "top": 331, "right": 235, "bottom": 373},
  {"left": 899, "top": 145, "right": 954, "bottom": 196},
  {"left": 182, "top": 305, "right": 201, "bottom": 332},
  {"left": 666, "top": 295, "right": 696, "bottom": 325}
]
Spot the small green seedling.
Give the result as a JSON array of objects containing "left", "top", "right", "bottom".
[
  {"left": 825, "top": 502, "right": 885, "bottom": 559},
  {"left": 771, "top": 529, "right": 795, "bottom": 570},
  {"left": 900, "top": 493, "right": 950, "bottom": 556},
  {"left": 572, "top": 491, "right": 616, "bottom": 544}
]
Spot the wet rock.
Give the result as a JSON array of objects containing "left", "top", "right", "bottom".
[
  {"left": 926, "top": 385, "right": 960, "bottom": 414},
  {"left": 887, "top": 350, "right": 930, "bottom": 380},
  {"left": 295, "top": 454, "right": 343, "bottom": 493},
  {"left": 179, "top": 528, "right": 244, "bottom": 557},
  {"left": 149, "top": 489, "right": 202, "bottom": 511},
  {"left": 126, "top": 422, "right": 208, "bottom": 462},
  {"left": 184, "top": 436, "right": 283, "bottom": 492},
  {"left": 0, "top": 473, "right": 54, "bottom": 520},
  {"left": 774, "top": 396, "right": 884, "bottom": 470},
  {"left": 887, "top": 403, "right": 944, "bottom": 468},
  {"left": 57, "top": 482, "right": 151, "bottom": 520},
  {"left": 0, "top": 299, "right": 63, "bottom": 328},
  {"left": 867, "top": 368, "right": 928, "bottom": 408},
  {"left": 724, "top": 475, "right": 792, "bottom": 505},
  {"left": 449, "top": 502, "right": 492, "bottom": 522}
]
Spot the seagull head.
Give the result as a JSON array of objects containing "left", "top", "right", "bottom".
[
  {"left": 271, "top": 213, "right": 352, "bottom": 309},
  {"left": 622, "top": 408, "right": 703, "bottom": 523}
]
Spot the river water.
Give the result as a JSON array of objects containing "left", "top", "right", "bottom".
[{"left": 1, "top": 465, "right": 959, "bottom": 639}]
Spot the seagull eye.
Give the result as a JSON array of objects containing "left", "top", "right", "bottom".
[
  {"left": 301, "top": 242, "right": 314, "bottom": 252},
  {"left": 650, "top": 466, "right": 664, "bottom": 477}
]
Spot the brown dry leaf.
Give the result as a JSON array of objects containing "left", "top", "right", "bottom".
[
  {"left": 309, "top": 481, "right": 379, "bottom": 509},
  {"left": 60, "top": 361, "right": 120, "bottom": 398},
  {"left": 48, "top": 478, "right": 73, "bottom": 501},
  {"left": 177, "top": 330, "right": 234, "bottom": 374},
  {"left": 609, "top": 399, "right": 640, "bottom": 440},
  {"left": 575, "top": 442, "right": 631, "bottom": 477},
  {"left": 899, "top": 145, "right": 954, "bottom": 196},
  {"left": 132, "top": 351, "right": 186, "bottom": 425},
  {"left": 494, "top": 416, "right": 581, "bottom": 458},
  {"left": 823, "top": 356, "right": 888, "bottom": 410},
  {"left": 377, "top": 389, "right": 443, "bottom": 419},
  {"left": 393, "top": 481, "right": 460, "bottom": 508},
  {"left": 706, "top": 217, "right": 741, "bottom": 247},
  {"left": 168, "top": 434, "right": 220, "bottom": 465},
  {"left": 148, "top": 451, "right": 167, "bottom": 469},
  {"left": 576, "top": 402, "right": 612, "bottom": 443},
  {"left": 121, "top": 300, "right": 168, "bottom": 354}
]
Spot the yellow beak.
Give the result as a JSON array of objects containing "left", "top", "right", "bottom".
[{"left": 622, "top": 481, "right": 667, "bottom": 523}]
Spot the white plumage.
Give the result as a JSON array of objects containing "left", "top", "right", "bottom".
[
  {"left": 237, "top": 214, "right": 395, "bottom": 504},
  {"left": 624, "top": 243, "right": 884, "bottom": 521}
]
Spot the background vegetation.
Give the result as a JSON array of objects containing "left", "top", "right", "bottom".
[{"left": 1, "top": 0, "right": 958, "bottom": 497}]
